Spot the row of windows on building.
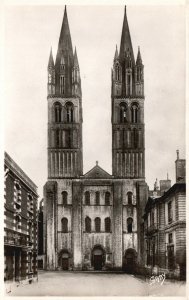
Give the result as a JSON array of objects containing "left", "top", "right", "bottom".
[
  {"left": 115, "top": 63, "right": 143, "bottom": 82},
  {"left": 148, "top": 200, "right": 174, "bottom": 228},
  {"left": 54, "top": 129, "right": 73, "bottom": 148},
  {"left": 14, "top": 182, "right": 34, "bottom": 213},
  {"left": 60, "top": 191, "right": 134, "bottom": 206},
  {"left": 53, "top": 101, "right": 140, "bottom": 124},
  {"left": 14, "top": 216, "right": 35, "bottom": 241},
  {"left": 115, "top": 61, "right": 132, "bottom": 82},
  {"left": 61, "top": 217, "right": 134, "bottom": 233},
  {"left": 114, "top": 128, "right": 142, "bottom": 149},
  {"left": 54, "top": 101, "right": 74, "bottom": 123},
  {"left": 119, "top": 102, "right": 140, "bottom": 123},
  {"left": 48, "top": 59, "right": 79, "bottom": 83}
]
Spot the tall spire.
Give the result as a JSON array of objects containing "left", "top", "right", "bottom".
[
  {"left": 74, "top": 47, "right": 79, "bottom": 67},
  {"left": 119, "top": 6, "right": 134, "bottom": 62},
  {"left": 114, "top": 45, "right": 119, "bottom": 61},
  {"left": 48, "top": 47, "right": 54, "bottom": 68},
  {"left": 136, "top": 46, "right": 142, "bottom": 65},
  {"left": 56, "top": 6, "right": 73, "bottom": 64}
]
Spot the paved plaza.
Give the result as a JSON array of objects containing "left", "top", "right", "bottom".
[{"left": 5, "top": 270, "right": 186, "bottom": 297}]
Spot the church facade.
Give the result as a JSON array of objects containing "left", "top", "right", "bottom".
[{"left": 43, "top": 6, "right": 148, "bottom": 271}]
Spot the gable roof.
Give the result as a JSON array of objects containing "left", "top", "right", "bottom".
[{"left": 84, "top": 164, "right": 112, "bottom": 179}]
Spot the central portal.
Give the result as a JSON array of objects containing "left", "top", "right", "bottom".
[
  {"left": 59, "top": 251, "right": 69, "bottom": 270},
  {"left": 92, "top": 246, "right": 104, "bottom": 271}
]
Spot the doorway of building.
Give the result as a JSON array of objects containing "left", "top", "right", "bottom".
[
  {"left": 61, "top": 252, "right": 69, "bottom": 270},
  {"left": 167, "top": 245, "right": 175, "bottom": 270},
  {"left": 92, "top": 246, "right": 104, "bottom": 271},
  {"left": 15, "top": 249, "right": 20, "bottom": 281},
  {"left": 124, "top": 249, "right": 136, "bottom": 274}
]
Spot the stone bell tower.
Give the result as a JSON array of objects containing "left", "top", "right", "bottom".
[
  {"left": 111, "top": 6, "right": 148, "bottom": 267},
  {"left": 111, "top": 6, "right": 145, "bottom": 179},
  {"left": 44, "top": 6, "right": 83, "bottom": 270},
  {"left": 47, "top": 6, "right": 83, "bottom": 179}
]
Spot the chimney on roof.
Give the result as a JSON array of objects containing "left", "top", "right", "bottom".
[
  {"left": 175, "top": 150, "right": 185, "bottom": 183},
  {"left": 176, "top": 149, "right": 179, "bottom": 160}
]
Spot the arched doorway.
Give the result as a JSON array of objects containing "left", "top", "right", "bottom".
[
  {"left": 124, "top": 248, "right": 137, "bottom": 274},
  {"left": 58, "top": 250, "right": 70, "bottom": 270},
  {"left": 91, "top": 245, "right": 105, "bottom": 271}
]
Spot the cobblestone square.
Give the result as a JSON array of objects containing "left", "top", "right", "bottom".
[{"left": 5, "top": 270, "right": 186, "bottom": 297}]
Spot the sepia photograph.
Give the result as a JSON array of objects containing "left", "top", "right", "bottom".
[{"left": 2, "top": 0, "right": 187, "bottom": 297}]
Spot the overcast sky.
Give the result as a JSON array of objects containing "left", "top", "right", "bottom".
[{"left": 3, "top": 3, "right": 186, "bottom": 199}]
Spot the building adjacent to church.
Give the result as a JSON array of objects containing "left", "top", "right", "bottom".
[
  {"left": 4, "top": 152, "right": 38, "bottom": 284},
  {"left": 143, "top": 151, "right": 186, "bottom": 279},
  {"left": 43, "top": 6, "right": 148, "bottom": 271}
]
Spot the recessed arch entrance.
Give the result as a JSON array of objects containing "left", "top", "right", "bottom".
[
  {"left": 58, "top": 249, "right": 70, "bottom": 270},
  {"left": 91, "top": 245, "right": 105, "bottom": 271},
  {"left": 123, "top": 248, "right": 137, "bottom": 274}
]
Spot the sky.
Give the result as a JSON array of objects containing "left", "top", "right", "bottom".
[{"left": 3, "top": 3, "right": 186, "bottom": 200}]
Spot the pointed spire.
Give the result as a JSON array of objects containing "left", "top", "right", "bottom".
[
  {"left": 119, "top": 6, "right": 135, "bottom": 62},
  {"left": 136, "top": 46, "right": 142, "bottom": 65},
  {"left": 114, "top": 45, "right": 119, "bottom": 61},
  {"left": 74, "top": 47, "right": 79, "bottom": 67},
  {"left": 56, "top": 6, "right": 73, "bottom": 64},
  {"left": 48, "top": 47, "right": 54, "bottom": 68}
]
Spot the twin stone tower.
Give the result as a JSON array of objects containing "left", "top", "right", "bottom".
[{"left": 44, "top": 6, "right": 148, "bottom": 272}]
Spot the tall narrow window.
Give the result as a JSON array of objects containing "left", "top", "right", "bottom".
[
  {"left": 169, "top": 233, "right": 173, "bottom": 244},
  {"left": 60, "top": 75, "right": 65, "bottom": 94},
  {"left": 105, "top": 217, "right": 111, "bottom": 232},
  {"left": 127, "top": 74, "right": 132, "bottom": 95},
  {"left": 54, "top": 102, "right": 62, "bottom": 122},
  {"left": 15, "top": 215, "right": 20, "bottom": 231},
  {"left": 65, "top": 130, "right": 71, "bottom": 148},
  {"left": 62, "top": 191, "right": 68, "bottom": 205},
  {"left": 95, "top": 192, "right": 100, "bottom": 205},
  {"left": 95, "top": 217, "right": 101, "bottom": 232},
  {"left": 66, "top": 102, "right": 74, "bottom": 123},
  {"left": 68, "top": 130, "right": 71, "bottom": 147},
  {"left": 120, "top": 103, "right": 127, "bottom": 123},
  {"left": 85, "top": 191, "right": 90, "bottom": 205},
  {"left": 28, "top": 221, "right": 32, "bottom": 240},
  {"left": 127, "top": 218, "right": 133, "bottom": 233},
  {"left": 60, "top": 55, "right": 65, "bottom": 71},
  {"left": 62, "top": 218, "right": 68, "bottom": 233},
  {"left": 127, "top": 192, "right": 133, "bottom": 205},
  {"left": 131, "top": 104, "right": 139, "bottom": 123},
  {"left": 168, "top": 202, "right": 173, "bottom": 224},
  {"left": 28, "top": 194, "right": 33, "bottom": 212},
  {"left": 56, "top": 130, "right": 60, "bottom": 147},
  {"left": 105, "top": 192, "right": 110, "bottom": 205},
  {"left": 85, "top": 217, "right": 91, "bottom": 233},
  {"left": 133, "top": 128, "right": 138, "bottom": 148}
]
